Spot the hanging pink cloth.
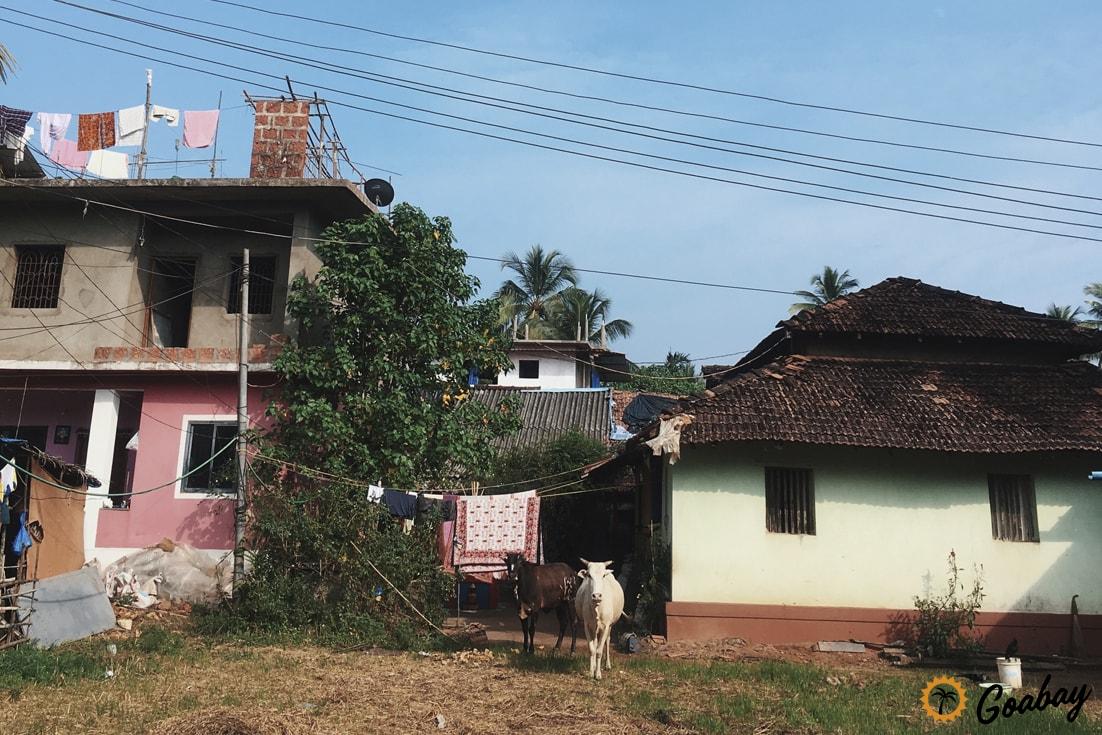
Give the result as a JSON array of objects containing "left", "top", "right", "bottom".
[
  {"left": 49, "top": 138, "right": 90, "bottom": 171},
  {"left": 454, "top": 490, "right": 539, "bottom": 582},
  {"left": 182, "top": 109, "right": 220, "bottom": 149}
]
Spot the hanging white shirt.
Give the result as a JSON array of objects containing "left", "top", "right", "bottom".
[
  {"left": 116, "top": 105, "right": 147, "bottom": 147},
  {"left": 151, "top": 105, "right": 179, "bottom": 127},
  {"left": 36, "top": 112, "right": 71, "bottom": 156},
  {"left": 1, "top": 460, "right": 16, "bottom": 498}
]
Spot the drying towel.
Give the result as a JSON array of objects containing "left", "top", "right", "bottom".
[
  {"left": 182, "top": 109, "right": 219, "bottom": 148},
  {"left": 382, "top": 488, "right": 418, "bottom": 520},
  {"left": 36, "top": 112, "right": 71, "bottom": 156},
  {"left": 85, "top": 150, "right": 130, "bottom": 179},
  {"left": 437, "top": 519, "right": 455, "bottom": 573},
  {"left": 367, "top": 484, "right": 384, "bottom": 503},
  {"left": 77, "top": 111, "right": 116, "bottom": 150},
  {"left": 454, "top": 490, "right": 539, "bottom": 579},
  {"left": 151, "top": 105, "right": 179, "bottom": 126},
  {"left": 0, "top": 105, "right": 32, "bottom": 140},
  {"left": 116, "top": 105, "right": 147, "bottom": 147},
  {"left": 49, "top": 138, "right": 90, "bottom": 171}
]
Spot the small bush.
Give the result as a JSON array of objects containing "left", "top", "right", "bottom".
[{"left": 912, "top": 550, "right": 985, "bottom": 657}]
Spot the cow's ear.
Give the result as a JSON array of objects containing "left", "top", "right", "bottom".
[{"left": 603, "top": 571, "right": 615, "bottom": 578}]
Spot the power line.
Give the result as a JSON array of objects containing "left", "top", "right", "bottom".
[
  {"left": 60, "top": 0, "right": 1102, "bottom": 200},
  {"left": 5, "top": 17, "right": 1102, "bottom": 245},
  {"left": 94, "top": 0, "right": 1102, "bottom": 179},
  {"left": 200, "top": 0, "right": 1102, "bottom": 149}
]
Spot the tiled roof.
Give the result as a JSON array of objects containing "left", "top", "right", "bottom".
[
  {"left": 780, "top": 277, "right": 1102, "bottom": 352},
  {"left": 470, "top": 388, "right": 610, "bottom": 450},
  {"left": 681, "top": 355, "right": 1102, "bottom": 453}
]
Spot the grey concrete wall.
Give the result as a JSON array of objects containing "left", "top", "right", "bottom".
[{"left": 0, "top": 202, "right": 324, "bottom": 364}]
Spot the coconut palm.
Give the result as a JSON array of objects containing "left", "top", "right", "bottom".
[
  {"left": 664, "top": 351, "right": 692, "bottom": 371},
  {"left": 1084, "top": 284, "right": 1102, "bottom": 327},
  {"left": 1046, "top": 303, "right": 1084, "bottom": 322},
  {"left": 496, "top": 245, "right": 577, "bottom": 339},
  {"left": 557, "top": 287, "right": 633, "bottom": 344},
  {"left": 0, "top": 44, "right": 15, "bottom": 83},
  {"left": 789, "top": 266, "right": 859, "bottom": 314}
]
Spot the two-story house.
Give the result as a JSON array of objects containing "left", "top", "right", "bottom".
[{"left": 0, "top": 176, "right": 373, "bottom": 567}]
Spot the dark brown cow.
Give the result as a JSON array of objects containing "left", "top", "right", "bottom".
[{"left": 504, "top": 553, "right": 578, "bottom": 654}]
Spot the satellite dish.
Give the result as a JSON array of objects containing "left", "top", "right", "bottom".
[{"left": 363, "top": 178, "right": 395, "bottom": 207}]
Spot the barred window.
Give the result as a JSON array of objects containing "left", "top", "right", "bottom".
[
  {"left": 12, "top": 246, "right": 64, "bottom": 308},
  {"left": 227, "top": 256, "right": 276, "bottom": 315},
  {"left": 988, "top": 474, "right": 1039, "bottom": 542},
  {"left": 765, "top": 467, "right": 815, "bottom": 535},
  {"left": 182, "top": 422, "right": 237, "bottom": 493}
]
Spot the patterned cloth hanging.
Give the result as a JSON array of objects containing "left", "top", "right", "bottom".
[{"left": 77, "top": 111, "right": 116, "bottom": 151}]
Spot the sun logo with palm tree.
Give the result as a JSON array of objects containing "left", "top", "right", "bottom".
[{"left": 921, "top": 675, "right": 968, "bottom": 723}]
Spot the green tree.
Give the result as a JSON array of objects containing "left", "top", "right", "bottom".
[
  {"left": 230, "top": 204, "right": 521, "bottom": 642},
  {"left": 1046, "top": 303, "right": 1084, "bottom": 322},
  {"left": 1084, "top": 283, "right": 1102, "bottom": 327},
  {"left": 556, "top": 287, "right": 634, "bottom": 343},
  {"left": 622, "top": 351, "right": 703, "bottom": 396},
  {"left": 0, "top": 45, "right": 15, "bottom": 84},
  {"left": 789, "top": 266, "right": 859, "bottom": 314},
  {"left": 496, "top": 245, "right": 577, "bottom": 339}
]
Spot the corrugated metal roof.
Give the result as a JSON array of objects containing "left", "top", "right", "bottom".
[{"left": 471, "top": 387, "right": 611, "bottom": 450}]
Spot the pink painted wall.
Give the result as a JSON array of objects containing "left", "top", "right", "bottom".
[
  {"left": 96, "top": 379, "right": 270, "bottom": 551},
  {"left": 0, "top": 389, "right": 94, "bottom": 464}
]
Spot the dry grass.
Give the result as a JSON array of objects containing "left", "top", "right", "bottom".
[{"left": 9, "top": 631, "right": 1102, "bottom": 734}]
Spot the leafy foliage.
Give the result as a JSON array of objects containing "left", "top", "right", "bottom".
[
  {"left": 628, "top": 535, "right": 671, "bottom": 635},
  {"left": 621, "top": 352, "right": 703, "bottom": 395},
  {"left": 221, "top": 204, "right": 521, "bottom": 645},
  {"left": 1046, "top": 303, "right": 1084, "bottom": 322},
  {"left": 488, "top": 431, "right": 614, "bottom": 564},
  {"left": 911, "top": 551, "right": 985, "bottom": 657},
  {"left": 790, "top": 266, "right": 860, "bottom": 314},
  {"left": 0, "top": 44, "right": 15, "bottom": 84}
]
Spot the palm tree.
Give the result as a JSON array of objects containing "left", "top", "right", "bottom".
[
  {"left": 0, "top": 44, "right": 15, "bottom": 83},
  {"left": 664, "top": 351, "right": 692, "bottom": 371},
  {"left": 1046, "top": 303, "right": 1084, "bottom": 322},
  {"left": 557, "top": 287, "right": 633, "bottom": 344},
  {"left": 1084, "top": 284, "right": 1102, "bottom": 327},
  {"left": 789, "top": 266, "right": 859, "bottom": 314},
  {"left": 496, "top": 245, "right": 577, "bottom": 339}
]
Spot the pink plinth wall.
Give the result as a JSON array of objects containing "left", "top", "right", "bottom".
[{"left": 96, "top": 379, "right": 270, "bottom": 551}]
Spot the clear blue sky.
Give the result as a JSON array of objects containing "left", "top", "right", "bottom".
[{"left": 3, "top": 1, "right": 1101, "bottom": 363}]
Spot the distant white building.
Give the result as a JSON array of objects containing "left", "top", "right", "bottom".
[{"left": 489, "top": 340, "right": 630, "bottom": 390}]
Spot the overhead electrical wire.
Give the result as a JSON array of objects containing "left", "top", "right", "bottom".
[
  {"left": 56, "top": 0, "right": 1102, "bottom": 197},
  {"left": 5, "top": 17, "right": 1102, "bottom": 245},
  {"left": 93, "top": 0, "right": 1102, "bottom": 181},
  {"left": 199, "top": 0, "right": 1102, "bottom": 149}
]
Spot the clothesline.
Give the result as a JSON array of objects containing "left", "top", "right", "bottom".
[{"left": 1, "top": 101, "right": 220, "bottom": 178}]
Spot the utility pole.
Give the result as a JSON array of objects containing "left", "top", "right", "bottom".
[
  {"left": 136, "top": 69, "right": 153, "bottom": 179},
  {"left": 233, "top": 249, "right": 249, "bottom": 593},
  {"left": 209, "top": 90, "right": 222, "bottom": 178}
]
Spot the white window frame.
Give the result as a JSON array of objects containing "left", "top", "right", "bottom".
[{"left": 174, "top": 413, "right": 238, "bottom": 499}]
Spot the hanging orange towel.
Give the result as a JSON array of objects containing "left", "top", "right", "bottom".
[{"left": 77, "top": 111, "right": 116, "bottom": 151}]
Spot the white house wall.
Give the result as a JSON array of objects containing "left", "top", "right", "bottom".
[
  {"left": 669, "top": 443, "right": 1102, "bottom": 615},
  {"left": 497, "top": 352, "right": 580, "bottom": 389}
]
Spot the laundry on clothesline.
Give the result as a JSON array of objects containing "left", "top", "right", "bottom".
[
  {"left": 454, "top": 490, "right": 540, "bottom": 583},
  {"left": 151, "top": 105, "right": 179, "bottom": 126},
  {"left": 36, "top": 112, "right": 71, "bottom": 156},
  {"left": 382, "top": 488, "right": 418, "bottom": 520},
  {"left": 182, "top": 109, "right": 219, "bottom": 148},
  {"left": 1, "top": 459, "right": 17, "bottom": 499},
  {"left": 49, "top": 138, "right": 90, "bottom": 171},
  {"left": 9, "top": 511, "right": 32, "bottom": 556},
  {"left": 0, "top": 105, "right": 32, "bottom": 141},
  {"left": 77, "top": 111, "right": 116, "bottom": 151},
  {"left": 116, "top": 105, "right": 146, "bottom": 147},
  {"left": 85, "top": 149, "right": 130, "bottom": 179}
]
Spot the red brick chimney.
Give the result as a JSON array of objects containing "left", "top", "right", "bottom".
[{"left": 249, "top": 100, "right": 311, "bottom": 178}]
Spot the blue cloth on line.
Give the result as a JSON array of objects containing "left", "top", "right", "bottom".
[
  {"left": 10, "top": 511, "right": 32, "bottom": 555},
  {"left": 382, "top": 488, "right": 417, "bottom": 519}
]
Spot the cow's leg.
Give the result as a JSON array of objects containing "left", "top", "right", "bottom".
[
  {"left": 603, "top": 624, "right": 614, "bottom": 672},
  {"left": 528, "top": 610, "right": 539, "bottom": 653},
  {"left": 553, "top": 605, "right": 568, "bottom": 651},
  {"left": 569, "top": 611, "right": 578, "bottom": 655},
  {"left": 585, "top": 621, "right": 598, "bottom": 678}
]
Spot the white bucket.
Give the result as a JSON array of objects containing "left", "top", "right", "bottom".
[{"left": 996, "top": 657, "right": 1023, "bottom": 689}]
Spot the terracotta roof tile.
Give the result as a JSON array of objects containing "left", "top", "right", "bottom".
[
  {"left": 780, "top": 277, "right": 1102, "bottom": 352},
  {"left": 682, "top": 355, "right": 1102, "bottom": 453}
]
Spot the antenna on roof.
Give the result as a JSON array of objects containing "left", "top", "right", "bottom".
[{"left": 363, "top": 178, "right": 395, "bottom": 207}]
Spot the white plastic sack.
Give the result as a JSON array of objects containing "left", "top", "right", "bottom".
[{"left": 104, "top": 542, "right": 232, "bottom": 604}]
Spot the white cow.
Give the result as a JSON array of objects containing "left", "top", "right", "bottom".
[{"left": 575, "top": 558, "right": 624, "bottom": 680}]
